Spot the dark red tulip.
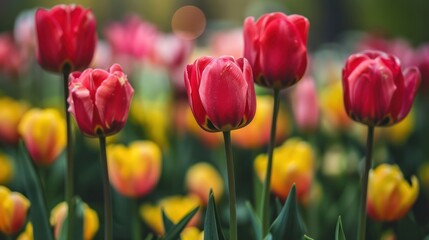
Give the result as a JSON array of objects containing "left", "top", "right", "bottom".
[
  {"left": 68, "top": 64, "right": 134, "bottom": 137},
  {"left": 342, "top": 50, "right": 420, "bottom": 126},
  {"left": 35, "top": 4, "right": 97, "bottom": 73},
  {"left": 184, "top": 56, "right": 256, "bottom": 132},
  {"left": 243, "top": 12, "right": 309, "bottom": 89}
]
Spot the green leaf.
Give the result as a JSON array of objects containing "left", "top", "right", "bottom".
[
  {"left": 18, "top": 142, "right": 54, "bottom": 240},
  {"left": 163, "top": 206, "right": 199, "bottom": 240},
  {"left": 335, "top": 216, "right": 346, "bottom": 240},
  {"left": 58, "top": 197, "right": 85, "bottom": 240},
  {"left": 204, "top": 191, "right": 225, "bottom": 240},
  {"left": 269, "top": 184, "right": 306, "bottom": 240},
  {"left": 245, "top": 201, "right": 262, "bottom": 240},
  {"left": 162, "top": 208, "right": 175, "bottom": 233},
  {"left": 144, "top": 233, "right": 154, "bottom": 240},
  {"left": 304, "top": 235, "right": 315, "bottom": 240}
]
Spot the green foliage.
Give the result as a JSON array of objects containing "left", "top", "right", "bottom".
[
  {"left": 160, "top": 206, "right": 199, "bottom": 240},
  {"left": 335, "top": 216, "right": 346, "bottom": 240},
  {"left": 204, "top": 190, "right": 225, "bottom": 240}
]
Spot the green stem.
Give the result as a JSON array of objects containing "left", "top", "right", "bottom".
[
  {"left": 223, "top": 131, "right": 237, "bottom": 240},
  {"left": 99, "top": 135, "right": 113, "bottom": 240},
  {"left": 132, "top": 198, "right": 141, "bottom": 240},
  {"left": 357, "top": 126, "right": 375, "bottom": 240},
  {"left": 62, "top": 64, "right": 74, "bottom": 240},
  {"left": 261, "top": 89, "right": 280, "bottom": 236}
]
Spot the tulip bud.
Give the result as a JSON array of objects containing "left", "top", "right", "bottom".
[
  {"left": 243, "top": 12, "right": 309, "bottom": 89},
  {"left": 0, "top": 186, "right": 30, "bottom": 236},
  {"left": 68, "top": 64, "right": 134, "bottom": 137},
  {"left": 292, "top": 77, "right": 320, "bottom": 132},
  {"left": 367, "top": 164, "right": 418, "bottom": 221},
  {"left": 184, "top": 56, "right": 256, "bottom": 132},
  {"left": 107, "top": 141, "right": 162, "bottom": 198},
  {"left": 18, "top": 108, "right": 66, "bottom": 165},
  {"left": 0, "top": 97, "right": 28, "bottom": 145},
  {"left": 35, "top": 4, "right": 97, "bottom": 72},
  {"left": 140, "top": 195, "right": 201, "bottom": 235},
  {"left": 342, "top": 50, "right": 420, "bottom": 126},
  {"left": 185, "top": 162, "right": 224, "bottom": 205},
  {"left": 50, "top": 202, "right": 99, "bottom": 240},
  {"left": 254, "top": 138, "right": 314, "bottom": 201}
]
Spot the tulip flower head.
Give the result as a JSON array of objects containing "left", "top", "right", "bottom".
[
  {"left": 254, "top": 138, "right": 314, "bottom": 201},
  {"left": 243, "top": 12, "right": 309, "bottom": 89},
  {"left": 18, "top": 108, "right": 66, "bottom": 166},
  {"left": 35, "top": 4, "right": 97, "bottom": 72},
  {"left": 68, "top": 64, "right": 134, "bottom": 137},
  {"left": 367, "top": 164, "right": 419, "bottom": 221},
  {"left": 342, "top": 50, "right": 420, "bottom": 127},
  {"left": 184, "top": 56, "right": 256, "bottom": 132},
  {"left": 185, "top": 162, "right": 224, "bottom": 205},
  {"left": 0, "top": 97, "right": 28, "bottom": 145},
  {"left": 107, "top": 140, "right": 162, "bottom": 198},
  {"left": 50, "top": 201, "right": 99, "bottom": 240},
  {"left": 0, "top": 186, "right": 30, "bottom": 236}
]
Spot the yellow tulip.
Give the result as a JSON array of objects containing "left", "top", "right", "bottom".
[
  {"left": 107, "top": 140, "right": 162, "bottom": 198},
  {"left": 381, "top": 110, "right": 415, "bottom": 145},
  {"left": 185, "top": 162, "right": 224, "bottom": 205},
  {"left": 367, "top": 164, "right": 419, "bottom": 221},
  {"left": 50, "top": 201, "right": 99, "bottom": 240},
  {"left": 17, "top": 222, "right": 33, "bottom": 240},
  {"left": 18, "top": 108, "right": 66, "bottom": 165},
  {"left": 0, "top": 186, "right": 30, "bottom": 235},
  {"left": 320, "top": 80, "right": 352, "bottom": 132},
  {"left": 181, "top": 227, "right": 204, "bottom": 240},
  {"left": 140, "top": 195, "right": 201, "bottom": 235},
  {"left": 254, "top": 138, "right": 314, "bottom": 201},
  {"left": 0, "top": 97, "right": 28, "bottom": 145},
  {"left": 232, "top": 95, "right": 289, "bottom": 149},
  {"left": 0, "top": 153, "right": 13, "bottom": 184}
]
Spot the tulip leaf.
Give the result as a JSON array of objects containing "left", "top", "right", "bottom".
[
  {"left": 335, "top": 216, "right": 346, "bottom": 240},
  {"left": 269, "top": 184, "right": 306, "bottom": 240},
  {"left": 245, "top": 201, "right": 262, "bottom": 240},
  {"left": 304, "top": 235, "right": 315, "bottom": 240},
  {"left": 58, "top": 197, "right": 85, "bottom": 240},
  {"left": 162, "top": 206, "right": 199, "bottom": 240},
  {"left": 161, "top": 208, "right": 175, "bottom": 233},
  {"left": 18, "top": 142, "right": 54, "bottom": 240},
  {"left": 204, "top": 190, "right": 225, "bottom": 240}
]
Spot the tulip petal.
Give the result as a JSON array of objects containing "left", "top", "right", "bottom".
[
  {"left": 236, "top": 57, "right": 256, "bottom": 126},
  {"left": 199, "top": 57, "right": 248, "bottom": 131},
  {"left": 397, "top": 67, "right": 420, "bottom": 120},
  {"left": 71, "top": 86, "right": 95, "bottom": 135},
  {"left": 72, "top": 8, "right": 97, "bottom": 70},
  {"left": 288, "top": 15, "right": 309, "bottom": 44}
]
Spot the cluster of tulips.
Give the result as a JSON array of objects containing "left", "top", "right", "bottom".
[{"left": 0, "top": 2, "right": 426, "bottom": 240}]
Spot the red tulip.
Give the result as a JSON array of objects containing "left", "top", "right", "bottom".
[
  {"left": 35, "top": 4, "right": 97, "bottom": 73},
  {"left": 243, "top": 12, "right": 309, "bottom": 89},
  {"left": 342, "top": 50, "right": 420, "bottom": 126},
  {"left": 184, "top": 56, "right": 256, "bottom": 132},
  {"left": 68, "top": 64, "right": 134, "bottom": 137}
]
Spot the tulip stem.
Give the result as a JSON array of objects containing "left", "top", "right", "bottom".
[
  {"left": 99, "top": 135, "right": 113, "bottom": 240},
  {"left": 223, "top": 131, "right": 237, "bottom": 240},
  {"left": 357, "top": 125, "right": 374, "bottom": 240},
  {"left": 261, "top": 89, "right": 280, "bottom": 236},
  {"left": 62, "top": 64, "right": 75, "bottom": 240}
]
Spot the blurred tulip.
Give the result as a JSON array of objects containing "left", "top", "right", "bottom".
[
  {"left": 320, "top": 80, "right": 352, "bottom": 131},
  {"left": 232, "top": 95, "right": 289, "bottom": 149},
  {"left": 17, "top": 222, "right": 33, "bottom": 240},
  {"left": 104, "top": 15, "right": 158, "bottom": 61},
  {"left": 342, "top": 50, "right": 420, "bottom": 126},
  {"left": 184, "top": 56, "right": 256, "bottom": 132},
  {"left": 0, "top": 33, "right": 27, "bottom": 77},
  {"left": 254, "top": 138, "right": 314, "bottom": 201},
  {"left": 90, "top": 40, "right": 112, "bottom": 69},
  {"left": 185, "top": 162, "right": 224, "bottom": 205},
  {"left": 367, "top": 164, "right": 418, "bottom": 221},
  {"left": 243, "top": 12, "right": 309, "bottom": 89},
  {"left": 18, "top": 108, "right": 66, "bottom": 165},
  {"left": 418, "top": 162, "right": 429, "bottom": 193},
  {"left": 50, "top": 201, "right": 99, "bottom": 240},
  {"left": 0, "top": 186, "right": 30, "bottom": 236},
  {"left": 181, "top": 227, "right": 204, "bottom": 240},
  {"left": 140, "top": 195, "right": 201, "bottom": 235},
  {"left": 0, "top": 153, "right": 13, "bottom": 184},
  {"left": 35, "top": 4, "right": 97, "bottom": 73},
  {"left": 68, "top": 64, "right": 134, "bottom": 137},
  {"left": 210, "top": 28, "right": 243, "bottom": 59},
  {"left": 292, "top": 76, "right": 320, "bottom": 132},
  {"left": 14, "top": 9, "right": 36, "bottom": 57},
  {"left": 0, "top": 97, "right": 28, "bottom": 145},
  {"left": 107, "top": 141, "right": 162, "bottom": 198},
  {"left": 381, "top": 110, "right": 415, "bottom": 145}
]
